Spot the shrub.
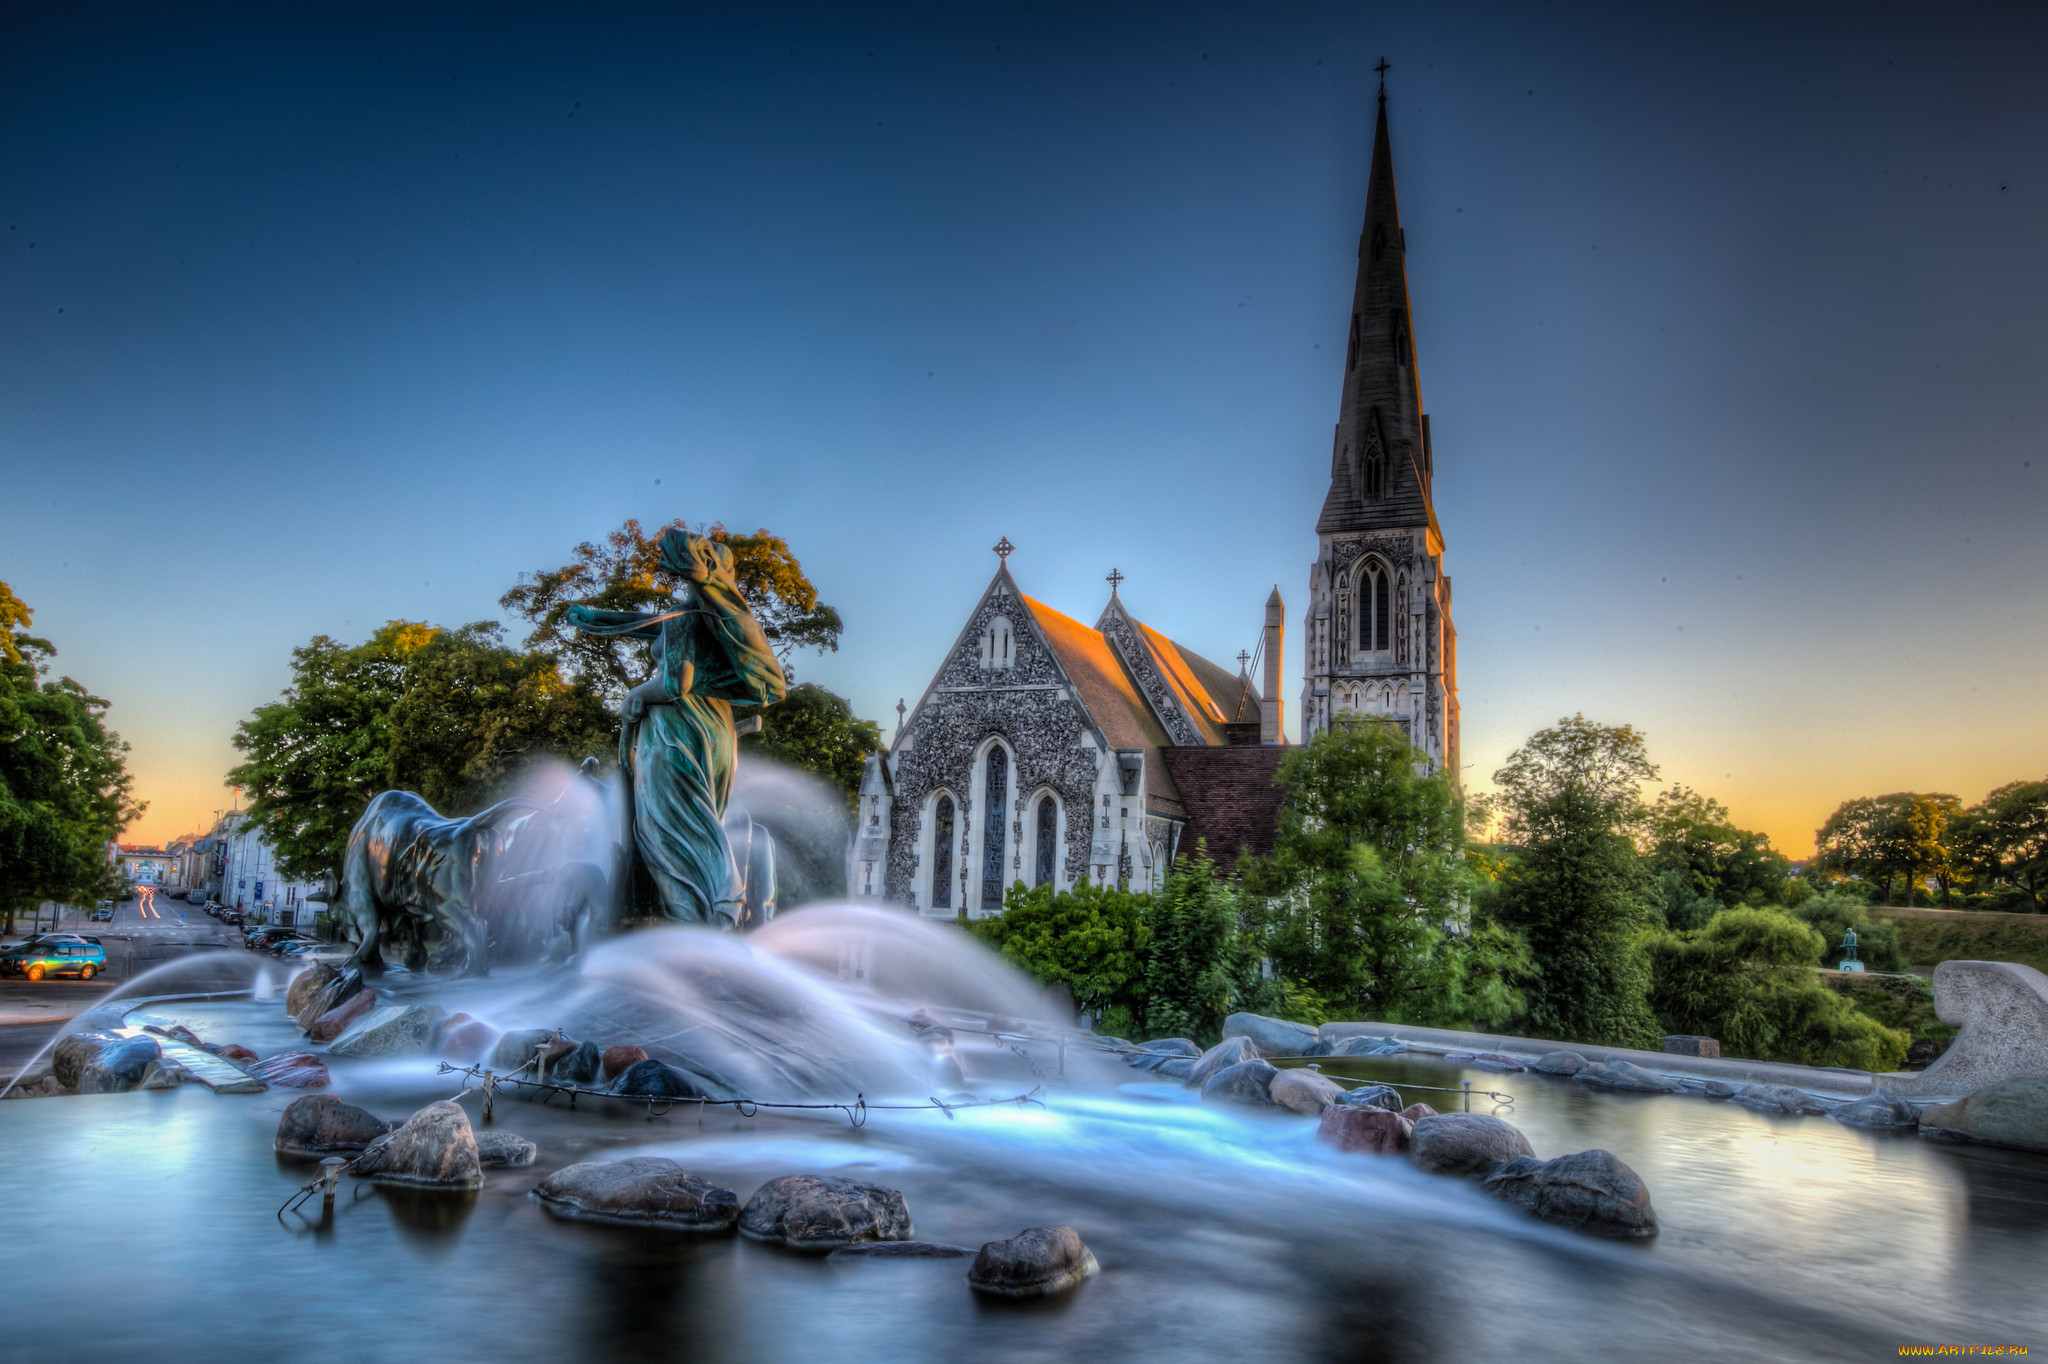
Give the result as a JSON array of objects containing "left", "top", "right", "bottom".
[
  {"left": 1789, "top": 891, "right": 1903, "bottom": 972},
  {"left": 969, "top": 880, "right": 1149, "bottom": 1023}
]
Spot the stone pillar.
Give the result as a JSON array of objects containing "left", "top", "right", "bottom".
[{"left": 1262, "top": 587, "right": 1285, "bottom": 745}]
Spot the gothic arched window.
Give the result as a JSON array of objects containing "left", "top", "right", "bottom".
[
  {"left": 1035, "top": 795, "right": 1058, "bottom": 887},
  {"left": 1357, "top": 562, "right": 1391, "bottom": 655},
  {"left": 981, "top": 747, "right": 1010, "bottom": 909},
  {"left": 930, "top": 795, "right": 955, "bottom": 910},
  {"left": 1364, "top": 443, "right": 1384, "bottom": 500}
]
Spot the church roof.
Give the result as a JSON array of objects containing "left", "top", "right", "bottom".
[
  {"left": 1158, "top": 746, "right": 1289, "bottom": 874},
  {"left": 1317, "top": 88, "right": 1442, "bottom": 543}
]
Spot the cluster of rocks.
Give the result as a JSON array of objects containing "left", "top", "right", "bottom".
[
  {"left": 276, "top": 1093, "right": 536, "bottom": 1190},
  {"left": 531, "top": 1157, "right": 1096, "bottom": 1296}
]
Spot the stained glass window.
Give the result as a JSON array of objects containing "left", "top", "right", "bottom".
[
  {"left": 981, "top": 747, "right": 1009, "bottom": 910},
  {"left": 1035, "top": 796, "right": 1058, "bottom": 887},
  {"left": 930, "top": 795, "right": 954, "bottom": 910},
  {"left": 1374, "top": 568, "right": 1390, "bottom": 651}
]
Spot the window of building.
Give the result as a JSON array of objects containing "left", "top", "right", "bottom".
[
  {"left": 981, "top": 747, "right": 1009, "bottom": 908},
  {"left": 930, "top": 795, "right": 955, "bottom": 910},
  {"left": 981, "top": 615, "right": 1014, "bottom": 670},
  {"left": 1357, "top": 562, "right": 1391, "bottom": 655},
  {"left": 1364, "top": 441, "right": 1384, "bottom": 500},
  {"left": 1035, "top": 795, "right": 1058, "bottom": 887}
]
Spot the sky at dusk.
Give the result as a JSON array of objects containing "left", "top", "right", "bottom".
[{"left": 4, "top": 2, "right": 2044, "bottom": 856}]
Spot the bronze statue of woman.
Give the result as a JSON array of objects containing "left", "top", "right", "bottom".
[{"left": 565, "top": 528, "right": 786, "bottom": 926}]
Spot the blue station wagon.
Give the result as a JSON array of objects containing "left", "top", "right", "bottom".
[{"left": 0, "top": 935, "right": 107, "bottom": 982}]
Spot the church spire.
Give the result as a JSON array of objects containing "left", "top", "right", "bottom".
[{"left": 1317, "top": 78, "right": 1439, "bottom": 540}]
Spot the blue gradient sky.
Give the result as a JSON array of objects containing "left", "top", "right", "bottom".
[{"left": 5, "top": 3, "right": 2044, "bottom": 853}]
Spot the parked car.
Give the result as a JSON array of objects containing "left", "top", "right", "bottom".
[
  {"left": 273, "top": 939, "right": 325, "bottom": 959},
  {"left": 88, "top": 907, "right": 115, "bottom": 922},
  {"left": 1, "top": 936, "right": 107, "bottom": 981},
  {"left": 245, "top": 926, "right": 301, "bottom": 950}
]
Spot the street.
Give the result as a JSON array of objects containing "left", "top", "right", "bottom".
[{"left": 0, "top": 889, "right": 250, "bottom": 1077}]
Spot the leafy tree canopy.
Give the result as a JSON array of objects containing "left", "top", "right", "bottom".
[
  {"left": 0, "top": 582, "right": 142, "bottom": 927},
  {"left": 971, "top": 878, "right": 1151, "bottom": 1029},
  {"left": 501, "top": 518, "right": 843, "bottom": 702},
  {"left": 738, "top": 683, "right": 881, "bottom": 807},
  {"left": 1813, "top": 792, "right": 1959, "bottom": 906},
  {"left": 1953, "top": 779, "right": 2048, "bottom": 911},
  {"left": 1646, "top": 784, "right": 1791, "bottom": 928}
]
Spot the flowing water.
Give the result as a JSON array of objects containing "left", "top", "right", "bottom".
[{"left": 2, "top": 906, "right": 2044, "bottom": 1363}]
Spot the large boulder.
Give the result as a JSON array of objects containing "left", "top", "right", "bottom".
[
  {"left": 1148, "top": 1057, "right": 1200, "bottom": 1082},
  {"left": 275, "top": 1094, "right": 391, "bottom": 1157},
  {"left": 295, "top": 968, "right": 365, "bottom": 1031},
  {"left": 1482, "top": 1149, "right": 1659, "bottom": 1239},
  {"left": 1222, "top": 1013, "right": 1319, "bottom": 1059},
  {"left": 363, "top": 1100, "right": 482, "bottom": 1190},
  {"left": 1324, "top": 1035, "right": 1406, "bottom": 1057},
  {"left": 286, "top": 964, "right": 337, "bottom": 1020},
  {"left": 489, "top": 1029, "right": 556, "bottom": 1074},
  {"left": 1919, "top": 1077, "right": 2048, "bottom": 1153},
  {"left": 1833, "top": 1094, "right": 1921, "bottom": 1130},
  {"left": 1335, "top": 1083, "right": 1404, "bottom": 1111},
  {"left": 1316, "top": 1105, "right": 1412, "bottom": 1155},
  {"left": 76, "top": 1037, "right": 161, "bottom": 1094},
  {"left": 328, "top": 1004, "right": 446, "bottom": 1059},
  {"left": 1185, "top": 1037, "right": 1261, "bottom": 1087},
  {"left": 1531, "top": 1050, "right": 1588, "bottom": 1076},
  {"left": 247, "top": 1052, "right": 330, "bottom": 1090},
  {"left": 533, "top": 1157, "right": 740, "bottom": 1231},
  {"left": 1409, "top": 1113, "right": 1536, "bottom": 1176},
  {"left": 609, "top": 1059, "right": 714, "bottom": 1100},
  {"left": 1573, "top": 1061, "right": 1676, "bottom": 1094},
  {"left": 1401, "top": 1103, "right": 1438, "bottom": 1122},
  {"left": 440, "top": 1021, "right": 499, "bottom": 1065},
  {"left": 1137, "top": 1037, "right": 1202, "bottom": 1057},
  {"left": 739, "top": 1175, "right": 914, "bottom": 1251},
  {"left": 967, "top": 1226, "right": 1099, "bottom": 1297},
  {"left": 544, "top": 1040, "right": 603, "bottom": 1086},
  {"left": 476, "top": 1131, "right": 538, "bottom": 1168},
  {"left": 140, "top": 1060, "right": 188, "bottom": 1090},
  {"left": 307, "top": 988, "right": 377, "bottom": 1044},
  {"left": 1269, "top": 1068, "right": 1343, "bottom": 1115},
  {"left": 1732, "top": 1084, "right": 1826, "bottom": 1117},
  {"left": 1199, "top": 1058, "right": 1279, "bottom": 1108},
  {"left": 52, "top": 1032, "right": 116, "bottom": 1091}
]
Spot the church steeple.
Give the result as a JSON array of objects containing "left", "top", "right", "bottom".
[{"left": 1317, "top": 83, "right": 1439, "bottom": 541}]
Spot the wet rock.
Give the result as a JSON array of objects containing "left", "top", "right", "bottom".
[
  {"left": 34, "top": 1075, "right": 67, "bottom": 1097},
  {"left": 1661, "top": 1035, "right": 1721, "bottom": 1058},
  {"left": 328, "top": 1004, "right": 446, "bottom": 1059},
  {"left": 1126, "top": 1038, "right": 1202, "bottom": 1074},
  {"left": 1471, "top": 1052, "right": 1527, "bottom": 1073},
  {"left": 1223, "top": 1013, "right": 1318, "bottom": 1059},
  {"left": 1335, "top": 1083, "right": 1404, "bottom": 1111},
  {"left": 77, "top": 1037, "right": 162, "bottom": 1094},
  {"left": 1574, "top": 1061, "right": 1676, "bottom": 1094},
  {"left": 295, "top": 967, "right": 365, "bottom": 1031},
  {"left": 533, "top": 1157, "right": 740, "bottom": 1231},
  {"left": 1185, "top": 1036, "right": 1261, "bottom": 1087},
  {"left": 1199, "top": 1058, "right": 1279, "bottom": 1107},
  {"left": 968, "top": 1226, "right": 1100, "bottom": 1297},
  {"left": 539, "top": 1036, "right": 579, "bottom": 1072},
  {"left": 1531, "top": 1050, "right": 1588, "bottom": 1076},
  {"left": 1409, "top": 1113, "right": 1536, "bottom": 1176},
  {"left": 1137, "top": 1037, "right": 1202, "bottom": 1057},
  {"left": 1702, "top": 1080, "right": 1737, "bottom": 1099},
  {"left": 1324, "top": 1035, "right": 1407, "bottom": 1057},
  {"left": 1401, "top": 1103, "right": 1437, "bottom": 1121},
  {"left": 365, "top": 1100, "right": 482, "bottom": 1190},
  {"left": 609, "top": 1059, "right": 713, "bottom": 1100},
  {"left": 1919, "top": 1077, "right": 2048, "bottom": 1153},
  {"left": 476, "top": 1131, "right": 537, "bottom": 1168},
  {"left": 601, "top": 1044, "right": 649, "bottom": 1080},
  {"left": 140, "top": 1060, "right": 188, "bottom": 1090},
  {"left": 489, "top": 1028, "right": 555, "bottom": 1074},
  {"left": 52, "top": 1032, "right": 115, "bottom": 1091},
  {"left": 828, "top": 1241, "right": 974, "bottom": 1259},
  {"left": 1733, "top": 1083, "right": 1827, "bottom": 1116},
  {"left": 286, "top": 964, "right": 336, "bottom": 1020},
  {"left": 1482, "top": 1149, "right": 1659, "bottom": 1239},
  {"left": 1269, "top": 1068, "right": 1343, "bottom": 1115},
  {"left": 1833, "top": 1094, "right": 1920, "bottom": 1130},
  {"left": 739, "top": 1175, "right": 915, "bottom": 1251},
  {"left": 545, "top": 1040, "right": 603, "bottom": 1086},
  {"left": 216, "top": 1044, "right": 259, "bottom": 1063},
  {"left": 275, "top": 1094, "right": 392, "bottom": 1157},
  {"left": 1317, "top": 1104, "right": 1413, "bottom": 1154},
  {"left": 247, "top": 1052, "right": 329, "bottom": 1089},
  {"left": 1150, "top": 1057, "right": 1199, "bottom": 1082},
  {"left": 439, "top": 1021, "right": 498, "bottom": 1065},
  {"left": 307, "top": 988, "right": 377, "bottom": 1044}
]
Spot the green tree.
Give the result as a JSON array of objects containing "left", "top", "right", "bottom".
[
  {"left": 228, "top": 620, "right": 612, "bottom": 881},
  {"left": 1814, "top": 793, "right": 1956, "bottom": 906},
  {"left": 1645, "top": 906, "right": 1910, "bottom": 1071},
  {"left": 1491, "top": 715, "right": 1662, "bottom": 1048},
  {"left": 1954, "top": 779, "right": 2048, "bottom": 912},
  {"left": 0, "top": 583, "right": 143, "bottom": 930},
  {"left": 737, "top": 683, "right": 882, "bottom": 807},
  {"left": 1646, "top": 785, "right": 1790, "bottom": 928},
  {"left": 1788, "top": 890, "right": 1904, "bottom": 972},
  {"left": 501, "top": 518, "right": 843, "bottom": 701},
  {"left": 1140, "top": 845, "right": 1246, "bottom": 1044},
  {"left": 1242, "top": 716, "right": 1498, "bottom": 1025},
  {"left": 969, "top": 879, "right": 1150, "bottom": 1034}
]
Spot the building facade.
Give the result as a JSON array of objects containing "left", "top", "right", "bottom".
[
  {"left": 852, "top": 554, "right": 1283, "bottom": 918},
  {"left": 1299, "top": 86, "right": 1460, "bottom": 778}
]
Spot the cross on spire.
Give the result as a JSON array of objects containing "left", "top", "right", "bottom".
[
  {"left": 1237, "top": 649, "right": 1251, "bottom": 672},
  {"left": 1105, "top": 567, "right": 1125, "bottom": 596},
  {"left": 992, "top": 535, "right": 1015, "bottom": 564},
  {"left": 1375, "top": 56, "right": 1390, "bottom": 96}
]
